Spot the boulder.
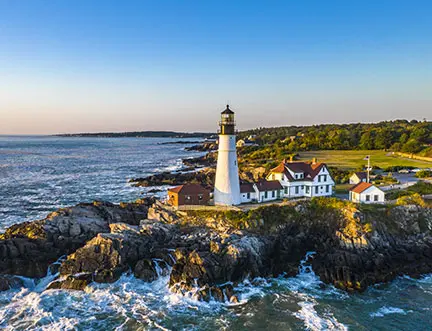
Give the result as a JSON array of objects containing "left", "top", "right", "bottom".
[
  {"left": 0, "top": 199, "right": 154, "bottom": 278},
  {"left": 47, "top": 274, "right": 93, "bottom": 291},
  {"left": 58, "top": 221, "right": 180, "bottom": 284}
]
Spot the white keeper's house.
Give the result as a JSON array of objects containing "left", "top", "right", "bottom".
[{"left": 266, "top": 159, "right": 335, "bottom": 198}]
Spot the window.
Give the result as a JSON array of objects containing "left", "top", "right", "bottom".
[
  {"left": 247, "top": 192, "right": 250, "bottom": 199},
  {"left": 306, "top": 186, "right": 310, "bottom": 194},
  {"left": 323, "top": 175, "right": 327, "bottom": 182},
  {"left": 234, "top": 160, "right": 237, "bottom": 166},
  {"left": 186, "top": 195, "right": 191, "bottom": 201},
  {"left": 284, "top": 187, "right": 288, "bottom": 194},
  {"left": 366, "top": 195, "right": 370, "bottom": 201},
  {"left": 295, "top": 186, "right": 299, "bottom": 194},
  {"left": 272, "top": 191, "right": 275, "bottom": 198},
  {"left": 272, "top": 174, "right": 275, "bottom": 180},
  {"left": 198, "top": 194, "right": 203, "bottom": 200},
  {"left": 315, "top": 186, "right": 319, "bottom": 194},
  {"left": 374, "top": 195, "right": 378, "bottom": 201},
  {"left": 326, "top": 185, "right": 329, "bottom": 193},
  {"left": 318, "top": 175, "right": 321, "bottom": 182},
  {"left": 295, "top": 174, "right": 298, "bottom": 179},
  {"left": 301, "top": 185, "right": 304, "bottom": 190},
  {"left": 264, "top": 191, "right": 268, "bottom": 199}
]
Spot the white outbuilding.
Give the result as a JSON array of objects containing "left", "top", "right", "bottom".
[{"left": 349, "top": 182, "right": 385, "bottom": 204}]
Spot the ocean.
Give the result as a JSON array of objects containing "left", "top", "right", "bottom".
[{"left": 0, "top": 136, "right": 431, "bottom": 330}]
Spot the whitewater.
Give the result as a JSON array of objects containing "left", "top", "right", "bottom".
[{"left": 1, "top": 136, "right": 431, "bottom": 330}]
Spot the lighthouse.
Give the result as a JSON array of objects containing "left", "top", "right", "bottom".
[{"left": 214, "top": 105, "right": 241, "bottom": 205}]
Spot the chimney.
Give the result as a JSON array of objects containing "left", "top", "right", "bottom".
[
  {"left": 289, "top": 155, "right": 294, "bottom": 163},
  {"left": 312, "top": 157, "right": 317, "bottom": 164}
]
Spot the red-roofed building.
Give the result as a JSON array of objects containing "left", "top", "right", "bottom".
[
  {"left": 349, "top": 182, "right": 385, "bottom": 203},
  {"left": 266, "top": 159, "right": 335, "bottom": 198},
  {"left": 167, "top": 184, "right": 210, "bottom": 207}
]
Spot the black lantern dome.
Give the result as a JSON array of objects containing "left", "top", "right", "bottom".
[{"left": 219, "top": 105, "right": 235, "bottom": 135}]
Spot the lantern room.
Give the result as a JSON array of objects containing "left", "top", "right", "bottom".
[{"left": 219, "top": 105, "right": 236, "bottom": 135}]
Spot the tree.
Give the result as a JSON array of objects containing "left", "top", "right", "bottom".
[
  {"left": 402, "top": 139, "right": 422, "bottom": 153},
  {"left": 359, "top": 131, "right": 375, "bottom": 150},
  {"left": 375, "top": 129, "right": 393, "bottom": 149}
]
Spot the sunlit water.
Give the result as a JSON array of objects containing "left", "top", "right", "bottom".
[
  {"left": 0, "top": 136, "right": 201, "bottom": 231},
  {"left": 0, "top": 136, "right": 431, "bottom": 330}
]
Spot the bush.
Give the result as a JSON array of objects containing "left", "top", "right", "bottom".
[
  {"left": 396, "top": 193, "right": 425, "bottom": 207},
  {"left": 408, "top": 181, "right": 432, "bottom": 195},
  {"left": 415, "top": 170, "right": 432, "bottom": 178}
]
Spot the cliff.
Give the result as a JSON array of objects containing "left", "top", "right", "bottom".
[{"left": 1, "top": 197, "right": 431, "bottom": 301}]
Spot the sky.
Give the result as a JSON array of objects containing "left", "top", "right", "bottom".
[{"left": 0, "top": 0, "right": 431, "bottom": 134}]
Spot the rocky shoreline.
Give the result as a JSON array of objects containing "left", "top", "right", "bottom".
[{"left": 1, "top": 196, "right": 431, "bottom": 302}]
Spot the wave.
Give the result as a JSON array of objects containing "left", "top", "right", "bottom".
[{"left": 370, "top": 306, "right": 413, "bottom": 318}]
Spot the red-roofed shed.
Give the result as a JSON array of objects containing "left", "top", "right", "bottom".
[{"left": 167, "top": 184, "right": 210, "bottom": 207}]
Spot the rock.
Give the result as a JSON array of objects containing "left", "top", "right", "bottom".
[
  {"left": 184, "top": 142, "right": 217, "bottom": 152},
  {"left": 134, "top": 259, "right": 158, "bottom": 282},
  {"left": 0, "top": 276, "right": 24, "bottom": 291},
  {"left": 130, "top": 168, "right": 215, "bottom": 190},
  {"left": 2, "top": 197, "right": 432, "bottom": 301},
  {"left": 0, "top": 199, "right": 154, "bottom": 278},
  {"left": 47, "top": 274, "right": 93, "bottom": 291},
  {"left": 59, "top": 221, "right": 180, "bottom": 283}
]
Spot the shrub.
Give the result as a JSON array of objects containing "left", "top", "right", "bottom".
[
  {"left": 408, "top": 181, "right": 432, "bottom": 195},
  {"left": 396, "top": 193, "right": 425, "bottom": 207},
  {"left": 415, "top": 170, "right": 432, "bottom": 178}
]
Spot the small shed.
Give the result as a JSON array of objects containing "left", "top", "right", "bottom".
[
  {"left": 167, "top": 184, "right": 210, "bottom": 207},
  {"left": 349, "top": 172, "right": 368, "bottom": 184},
  {"left": 349, "top": 182, "right": 385, "bottom": 204},
  {"left": 240, "top": 183, "right": 256, "bottom": 203},
  {"left": 254, "top": 180, "right": 284, "bottom": 203}
]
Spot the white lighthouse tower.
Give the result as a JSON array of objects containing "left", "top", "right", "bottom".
[{"left": 214, "top": 105, "right": 241, "bottom": 206}]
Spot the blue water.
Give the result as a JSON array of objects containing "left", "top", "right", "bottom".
[
  {"left": 0, "top": 136, "right": 431, "bottom": 330},
  {"left": 0, "top": 135, "right": 200, "bottom": 231}
]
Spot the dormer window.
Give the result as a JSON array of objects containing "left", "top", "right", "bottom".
[{"left": 295, "top": 173, "right": 303, "bottom": 179}]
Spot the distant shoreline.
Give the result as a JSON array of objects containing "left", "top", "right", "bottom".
[{"left": 54, "top": 131, "right": 214, "bottom": 139}]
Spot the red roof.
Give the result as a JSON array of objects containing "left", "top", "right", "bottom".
[
  {"left": 255, "top": 180, "right": 283, "bottom": 191},
  {"left": 168, "top": 184, "right": 210, "bottom": 195},
  {"left": 240, "top": 183, "right": 255, "bottom": 193},
  {"left": 349, "top": 182, "right": 373, "bottom": 194},
  {"left": 269, "top": 161, "right": 327, "bottom": 181}
]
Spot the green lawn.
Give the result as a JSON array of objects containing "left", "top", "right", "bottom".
[
  {"left": 334, "top": 183, "right": 352, "bottom": 194},
  {"left": 297, "top": 150, "right": 432, "bottom": 170}
]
